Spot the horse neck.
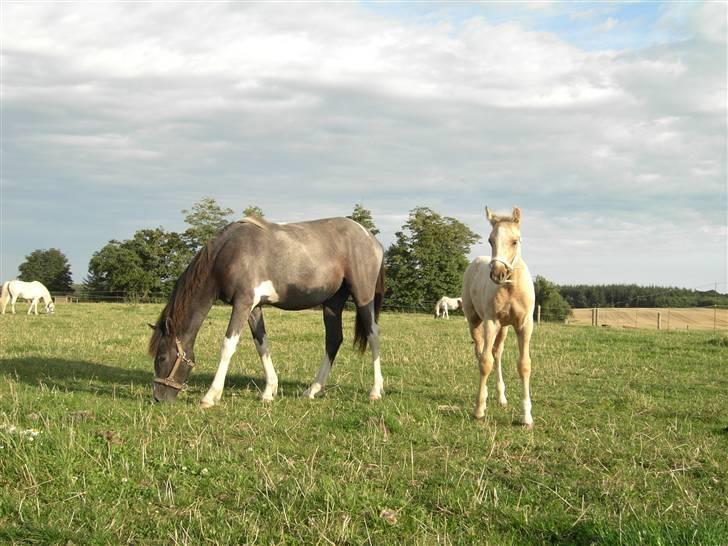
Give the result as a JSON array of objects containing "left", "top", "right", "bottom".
[{"left": 169, "top": 284, "right": 217, "bottom": 350}]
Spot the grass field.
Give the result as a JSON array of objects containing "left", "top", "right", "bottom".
[{"left": 1, "top": 303, "right": 727, "bottom": 545}]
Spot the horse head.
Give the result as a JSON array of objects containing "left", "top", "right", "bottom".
[
  {"left": 148, "top": 318, "right": 196, "bottom": 402},
  {"left": 485, "top": 206, "right": 523, "bottom": 285}
]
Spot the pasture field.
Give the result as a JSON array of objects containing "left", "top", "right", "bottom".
[
  {"left": 1, "top": 303, "right": 727, "bottom": 545},
  {"left": 569, "top": 307, "right": 728, "bottom": 332}
]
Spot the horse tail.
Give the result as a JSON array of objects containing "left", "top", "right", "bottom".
[
  {"left": 0, "top": 281, "right": 9, "bottom": 311},
  {"left": 353, "top": 260, "right": 385, "bottom": 354},
  {"left": 374, "top": 260, "right": 384, "bottom": 323}
]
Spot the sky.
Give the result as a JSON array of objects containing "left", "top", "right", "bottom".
[{"left": 1, "top": 1, "right": 726, "bottom": 291}]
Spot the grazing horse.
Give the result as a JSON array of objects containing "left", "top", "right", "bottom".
[
  {"left": 1, "top": 280, "right": 55, "bottom": 315},
  {"left": 149, "top": 216, "right": 385, "bottom": 408},
  {"left": 462, "top": 207, "right": 535, "bottom": 428},
  {"left": 434, "top": 296, "right": 462, "bottom": 319}
]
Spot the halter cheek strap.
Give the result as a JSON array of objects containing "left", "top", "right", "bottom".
[{"left": 153, "top": 337, "right": 196, "bottom": 391}]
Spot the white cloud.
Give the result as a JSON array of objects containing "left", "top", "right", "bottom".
[{"left": 1, "top": 1, "right": 725, "bottom": 288}]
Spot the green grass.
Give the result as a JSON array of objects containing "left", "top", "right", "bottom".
[{"left": 1, "top": 303, "right": 727, "bottom": 545}]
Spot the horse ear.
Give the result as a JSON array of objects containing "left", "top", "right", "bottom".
[
  {"left": 147, "top": 322, "right": 157, "bottom": 331},
  {"left": 512, "top": 207, "right": 521, "bottom": 225},
  {"left": 164, "top": 317, "right": 174, "bottom": 336},
  {"left": 485, "top": 206, "right": 496, "bottom": 225}
]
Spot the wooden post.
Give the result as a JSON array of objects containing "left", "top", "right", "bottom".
[
  {"left": 715, "top": 305, "right": 718, "bottom": 333},
  {"left": 537, "top": 305, "right": 541, "bottom": 324},
  {"left": 591, "top": 307, "right": 595, "bottom": 326},
  {"left": 657, "top": 312, "right": 661, "bottom": 330},
  {"left": 595, "top": 308, "right": 600, "bottom": 326}
]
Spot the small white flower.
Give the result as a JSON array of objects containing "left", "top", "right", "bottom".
[{"left": 201, "top": 468, "right": 209, "bottom": 476}]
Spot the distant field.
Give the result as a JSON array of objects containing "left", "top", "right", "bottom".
[
  {"left": 1, "top": 303, "right": 727, "bottom": 544},
  {"left": 570, "top": 307, "right": 728, "bottom": 332}
]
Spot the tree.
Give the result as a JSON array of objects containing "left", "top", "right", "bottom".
[
  {"left": 182, "top": 197, "right": 234, "bottom": 251},
  {"left": 534, "top": 276, "right": 571, "bottom": 322},
  {"left": 348, "top": 203, "right": 379, "bottom": 235},
  {"left": 85, "top": 242, "right": 151, "bottom": 300},
  {"left": 85, "top": 228, "right": 192, "bottom": 300},
  {"left": 123, "top": 228, "right": 192, "bottom": 295},
  {"left": 242, "top": 205, "right": 265, "bottom": 218},
  {"left": 18, "top": 248, "right": 73, "bottom": 292},
  {"left": 385, "top": 207, "right": 479, "bottom": 309}
]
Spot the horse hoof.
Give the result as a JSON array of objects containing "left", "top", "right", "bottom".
[
  {"left": 261, "top": 397, "right": 274, "bottom": 404},
  {"left": 523, "top": 422, "right": 534, "bottom": 430},
  {"left": 368, "top": 393, "right": 382, "bottom": 402},
  {"left": 472, "top": 412, "right": 485, "bottom": 420},
  {"left": 498, "top": 400, "right": 508, "bottom": 408},
  {"left": 199, "top": 400, "right": 215, "bottom": 409}
]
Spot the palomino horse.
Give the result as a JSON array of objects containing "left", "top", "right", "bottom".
[
  {"left": 149, "top": 216, "right": 385, "bottom": 407},
  {"left": 462, "top": 207, "right": 535, "bottom": 428},
  {"left": 1, "top": 280, "right": 55, "bottom": 315},
  {"left": 434, "top": 296, "right": 462, "bottom": 319}
]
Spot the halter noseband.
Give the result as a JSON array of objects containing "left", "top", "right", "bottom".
[
  {"left": 153, "top": 337, "right": 196, "bottom": 391},
  {"left": 490, "top": 239, "right": 521, "bottom": 284}
]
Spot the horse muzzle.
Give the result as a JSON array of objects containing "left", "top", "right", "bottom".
[
  {"left": 489, "top": 258, "right": 514, "bottom": 285},
  {"left": 153, "top": 381, "right": 181, "bottom": 402}
]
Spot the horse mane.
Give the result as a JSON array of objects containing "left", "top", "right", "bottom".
[
  {"left": 240, "top": 216, "right": 268, "bottom": 230},
  {"left": 148, "top": 237, "right": 218, "bottom": 356}
]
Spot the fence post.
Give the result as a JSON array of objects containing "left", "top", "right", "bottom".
[
  {"left": 537, "top": 305, "right": 541, "bottom": 324},
  {"left": 715, "top": 305, "right": 718, "bottom": 333},
  {"left": 657, "top": 312, "right": 661, "bottom": 330},
  {"left": 591, "top": 307, "right": 595, "bottom": 326}
]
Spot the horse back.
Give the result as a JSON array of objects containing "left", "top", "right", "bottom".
[{"left": 212, "top": 217, "right": 383, "bottom": 308}]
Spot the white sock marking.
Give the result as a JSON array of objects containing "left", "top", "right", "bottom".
[
  {"left": 202, "top": 334, "right": 240, "bottom": 406},
  {"left": 304, "top": 355, "right": 332, "bottom": 398}
]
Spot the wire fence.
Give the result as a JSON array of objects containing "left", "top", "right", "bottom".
[{"left": 41, "top": 291, "right": 728, "bottom": 332}]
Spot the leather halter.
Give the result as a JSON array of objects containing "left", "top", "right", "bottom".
[{"left": 153, "top": 337, "right": 196, "bottom": 391}]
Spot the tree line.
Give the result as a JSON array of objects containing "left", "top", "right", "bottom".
[
  {"left": 11, "top": 197, "right": 724, "bottom": 322},
  {"left": 558, "top": 284, "right": 728, "bottom": 309}
]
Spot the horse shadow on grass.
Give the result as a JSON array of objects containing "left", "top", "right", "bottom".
[{"left": 0, "top": 357, "right": 309, "bottom": 401}]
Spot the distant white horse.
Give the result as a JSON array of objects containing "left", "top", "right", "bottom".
[
  {"left": 462, "top": 207, "right": 535, "bottom": 428},
  {"left": 1, "top": 280, "right": 55, "bottom": 315},
  {"left": 434, "top": 296, "right": 462, "bottom": 319}
]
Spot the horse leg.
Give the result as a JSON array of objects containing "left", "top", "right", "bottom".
[
  {"left": 248, "top": 307, "right": 278, "bottom": 402},
  {"left": 200, "top": 299, "right": 251, "bottom": 409},
  {"left": 367, "top": 302, "right": 384, "bottom": 400},
  {"left": 29, "top": 297, "right": 38, "bottom": 315},
  {"left": 516, "top": 319, "right": 534, "bottom": 428},
  {"left": 444, "top": 306, "right": 449, "bottom": 319},
  {"left": 493, "top": 326, "right": 509, "bottom": 407},
  {"left": 472, "top": 319, "right": 498, "bottom": 419},
  {"left": 303, "top": 287, "right": 348, "bottom": 399},
  {"left": 10, "top": 293, "right": 18, "bottom": 314}
]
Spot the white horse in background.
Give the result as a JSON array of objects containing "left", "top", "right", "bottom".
[
  {"left": 1, "top": 280, "right": 55, "bottom": 315},
  {"left": 434, "top": 296, "right": 462, "bottom": 319},
  {"left": 462, "top": 207, "right": 535, "bottom": 428}
]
